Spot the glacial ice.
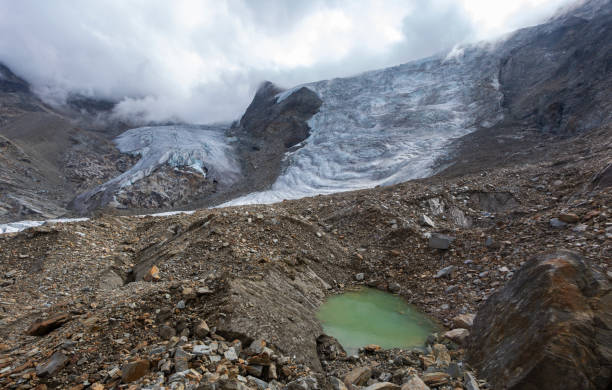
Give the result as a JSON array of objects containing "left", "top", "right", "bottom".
[
  {"left": 1, "top": 43, "right": 507, "bottom": 233},
  {"left": 224, "top": 44, "right": 504, "bottom": 206},
  {"left": 113, "top": 125, "right": 241, "bottom": 188},
  {"left": 71, "top": 124, "right": 241, "bottom": 209},
  {"left": 0, "top": 218, "right": 89, "bottom": 234}
]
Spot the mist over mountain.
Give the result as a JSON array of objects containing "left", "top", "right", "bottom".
[{"left": 0, "top": 0, "right": 574, "bottom": 124}]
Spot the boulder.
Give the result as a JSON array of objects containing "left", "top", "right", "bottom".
[
  {"left": 330, "top": 377, "right": 348, "bottom": 390},
  {"left": 344, "top": 366, "right": 372, "bottom": 387},
  {"left": 452, "top": 313, "right": 475, "bottom": 329},
  {"left": 286, "top": 376, "right": 318, "bottom": 390},
  {"left": 421, "top": 372, "right": 449, "bottom": 387},
  {"left": 549, "top": 218, "right": 567, "bottom": 228},
  {"left": 316, "top": 334, "right": 346, "bottom": 361},
  {"left": 35, "top": 351, "right": 68, "bottom": 377},
  {"left": 194, "top": 320, "right": 210, "bottom": 338},
  {"left": 26, "top": 313, "right": 70, "bottom": 336},
  {"left": 443, "top": 328, "right": 469, "bottom": 345},
  {"left": 401, "top": 375, "right": 430, "bottom": 390},
  {"left": 143, "top": 265, "right": 160, "bottom": 282},
  {"left": 418, "top": 215, "right": 435, "bottom": 228},
  {"left": 364, "top": 382, "right": 400, "bottom": 390},
  {"left": 121, "top": 359, "right": 150, "bottom": 383},
  {"left": 98, "top": 267, "right": 124, "bottom": 291},
  {"left": 434, "top": 265, "right": 456, "bottom": 279},
  {"left": 428, "top": 233, "right": 455, "bottom": 250},
  {"left": 559, "top": 213, "right": 580, "bottom": 223},
  {"left": 432, "top": 343, "right": 450, "bottom": 366},
  {"left": 467, "top": 251, "right": 612, "bottom": 390}
]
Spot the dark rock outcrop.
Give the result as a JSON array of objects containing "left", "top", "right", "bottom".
[
  {"left": 467, "top": 251, "right": 612, "bottom": 390},
  {"left": 499, "top": 5, "right": 612, "bottom": 135},
  {"left": 229, "top": 81, "right": 322, "bottom": 195}
]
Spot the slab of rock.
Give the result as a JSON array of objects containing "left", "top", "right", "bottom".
[
  {"left": 364, "top": 382, "right": 400, "bottom": 390},
  {"left": 549, "top": 218, "right": 567, "bottom": 228},
  {"left": 559, "top": 213, "right": 580, "bottom": 223},
  {"left": 463, "top": 372, "right": 479, "bottom": 390},
  {"left": 418, "top": 214, "right": 435, "bottom": 228},
  {"left": 401, "top": 375, "right": 430, "bottom": 390},
  {"left": 467, "top": 251, "right": 612, "bottom": 390},
  {"left": 434, "top": 265, "right": 456, "bottom": 279},
  {"left": 26, "top": 313, "right": 70, "bottom": 336},
  {"left": 452, "top": 313, "right": 475, "bottom": 329},
  {"left": 344, "top": 366, "right": 372, "bottom": 387},
  {"left": 421, "top": 372, "right": 449, "bottom": 387},
  {"left": 432, "top": 343, "right": 450, "bottom": 366},
  {"left": 121, "top": 359, "right": 150, "bottom": 383},
  {"left": 98, "top": 268, "right": 124, "bottom": 291},
  {"left": 330, "top": 377, "right": 348, "bottom": 390},
  {"left": 443, "top": 328, "right": 469, "bottom": 345},
  {"left": 428, "top": 233, "right": 455, "bottom": 250},
  {"left": 194, "top": 320, "right": 210, "bottom": 338},
  {"left": 35, "top": 351, "right": 68, "bottom": 377}
]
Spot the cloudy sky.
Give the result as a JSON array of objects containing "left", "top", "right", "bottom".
[{"left": 0, "top": 0, "right": 574, "bottom": 124}]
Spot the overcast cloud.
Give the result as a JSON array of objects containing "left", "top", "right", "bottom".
[{"left": 0, "top": 0, "right": 574, "bottom": 124}]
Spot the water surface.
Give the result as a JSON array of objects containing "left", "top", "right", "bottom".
[{"left": 317, "top": 288, "right": 436, "bottom": 355}]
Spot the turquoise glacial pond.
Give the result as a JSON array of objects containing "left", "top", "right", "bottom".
[{"left": 317, "top": 288, "right": 436, "bottom": 355}]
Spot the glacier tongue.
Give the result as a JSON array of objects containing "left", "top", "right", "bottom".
[
  {"left": 113, "top": 125, "right": 241, "bottom": 188},
  {"left": 225, "top": 45, "right": 504, "bottom": 206},
  {"left": 71, "top": 124, "right": 241, "bottom": 211}
]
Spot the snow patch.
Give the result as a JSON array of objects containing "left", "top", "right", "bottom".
[
  {"left": 275, "top": 85, "right": 309, "bottom": 103},
  {"left": 0, "top": 218, "right": 89, "bottom": 234}
]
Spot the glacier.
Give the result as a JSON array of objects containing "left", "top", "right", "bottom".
[
  {"left": 1, "top": 43, "right": 507, "bottom": 233},
  {"left": 111, "top": 125, "right": 240, "bottom": 188},
  {"left": 69, "top": 124, "right": 241, "bottom": 211},
  {"left": 224, "top": 43, "right": 504, "bottom": 206}
]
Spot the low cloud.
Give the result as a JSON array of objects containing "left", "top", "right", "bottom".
[{"left": 0, "top": 0, "right": 573, "bottom": 124}]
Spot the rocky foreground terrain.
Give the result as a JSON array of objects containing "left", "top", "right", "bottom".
[{"left": 0, "top": 121, "right": 610, "bottom": 389}]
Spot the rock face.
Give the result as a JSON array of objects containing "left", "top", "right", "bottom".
[
  {"left": 228, "top": 81, "right": 322, "bottom": 198},
  {"left": 499, "top": 1, "right": 612, "bottom": 135},
  {"left": 467, "top": 251, "right": 612, "bottom": 390}
]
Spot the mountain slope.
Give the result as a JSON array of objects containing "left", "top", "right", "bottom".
[
  {"left": 0, "top": 64, "right": 135, "bottom": 222},
  {"left": 0, "top": 0, "right": 610, "bottom": 222}
]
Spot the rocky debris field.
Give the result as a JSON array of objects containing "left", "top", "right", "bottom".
[{"left": 0, "top": 126, "right": 610, "bottom": 389}]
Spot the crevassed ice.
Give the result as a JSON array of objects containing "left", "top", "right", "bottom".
[
  {"left": 113, "top": 125, "right": 241, "bottom": 188},
  {"left": 224, "top": 45, "right": 504, "bottom": 206},
  {"left": 1, "top": 44, "right": 506, "bottom": 233},
  {"left": 73, "top": 124, "right": 241, "bottom": 206}
]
